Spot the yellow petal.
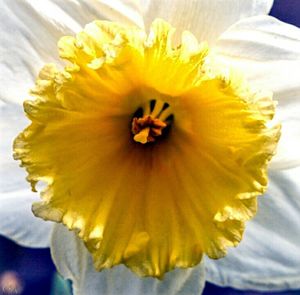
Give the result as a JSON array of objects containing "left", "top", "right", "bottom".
[{"left": 14, "top": 19, "right": 280, "bottom": 278}]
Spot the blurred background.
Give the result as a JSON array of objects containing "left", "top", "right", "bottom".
[{"left": 0, "top": 0, "right": 299, "bottom": 294}]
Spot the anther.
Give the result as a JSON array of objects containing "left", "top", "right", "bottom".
[{"left": 131, "top": 100, "right": 172, "bottom": 144}]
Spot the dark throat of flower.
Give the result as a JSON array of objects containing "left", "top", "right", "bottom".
[{"left": 131, "top": 99, "right": 173, "bottom": 144}]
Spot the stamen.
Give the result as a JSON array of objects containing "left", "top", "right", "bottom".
[
  {"left": 133, "top": 126, "right": 151, "bottom": 144},
  {"left": 158, "top": 106, "right": 173, "bottom": 122},
  {"left": 151, "top": 100, "right": 165, "bottom": 118},
  {"left": 131, "top": 100, "right": 172, "bottom": 144}
]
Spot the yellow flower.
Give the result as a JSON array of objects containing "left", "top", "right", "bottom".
[{"left": 13, "top": 19, "right": 280, "bottom": 278}]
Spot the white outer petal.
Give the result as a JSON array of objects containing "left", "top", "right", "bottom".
[
  {"left": 215, "top": 15, "right": 300, "bottom": 170},
  {"left": 0, "top": 0, "right": 143, "bottom": 105},
  {"left": 51, "top": 224, "right": 206, "bottom": 295},
  {"left": 141, "top": 0, "right": 273, "bottom": 44},
  {"left": 206, "top": 166, "right": 300, "bottom": 291},
  {"left": 0, "top": 103, "right": 53, "bottom": 247},
  {"left": 0, "top": 189, "right": 53, "bottom": 248}
]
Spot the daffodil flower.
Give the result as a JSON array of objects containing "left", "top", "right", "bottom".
[{"left": 1, "top": 1, "right": 300, "bottom": 294}]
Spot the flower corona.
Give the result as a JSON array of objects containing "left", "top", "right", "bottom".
[{"left": 13, "top": 19, "right": 280, "bottom": 278}]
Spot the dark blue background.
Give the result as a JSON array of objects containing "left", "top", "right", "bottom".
[
  {"left": 0, "top": 0, "right": 299, "bottom": 294},
  {"left": 270, "top": 0, "right": 300, "bottom": 28}
]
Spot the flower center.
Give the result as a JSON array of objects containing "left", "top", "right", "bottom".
[{"left": 131, "top": 99, "right": 173, "bottom": 144}]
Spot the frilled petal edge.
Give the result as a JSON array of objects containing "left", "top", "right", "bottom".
[
  {"left": 215, "top": 15, "right": 300, "bottom": 170},
  {"left": 0, "top": 0, "right": 143, "bottom": 105},
  {"left": 0, "top": 103, "right": 52, "bottom": 247},
  {"left": 51, "top": 224, "right": 206, "bottom": 295},
  {"left": 206, "top": 166, "right": 300, "bottom": 291}
]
